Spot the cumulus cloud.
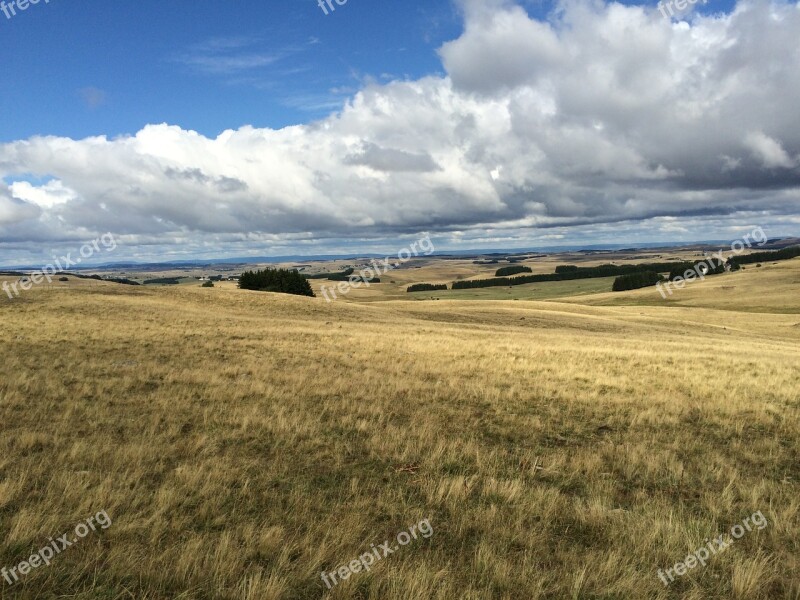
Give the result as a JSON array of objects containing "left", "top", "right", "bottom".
[
  {"left": 0, "top": 184, "right": 41, "bottom": 226},
  {"left": 743, "top": 131, "right": 798, "bottom": 169},
  {"left": 344, "top": 143, "right": 441, "bottom": 172},
  {"left": 1, "top": 0, "right": 799, "bottom": 260},
  {"left": 9, "top": 179, "right": 78, "bottom": 208}
]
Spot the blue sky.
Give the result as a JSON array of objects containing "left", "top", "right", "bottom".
[
  {"left": 0, "top": 0, "right": 464, "bottom": 141},
  {"left": 1, "top": 0, "right": 795, "bottom": 265},
  {"left": 0, "top": 0, "right": 737, "bottom": 142}
]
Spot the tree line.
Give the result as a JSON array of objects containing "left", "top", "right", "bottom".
[
  {"left": 305, "top": 268, "right": 354, "bottom": 280},
  {"left": 612, "top": 271, "right": 664, "bottom": 291},
  {"left": 407, "top": 283, "right": 448, "bottom": 292},
  {"left": 452, "top": 261, "right": 693, "bottom": 289},
  {"left": 729, "top": 245, "right": 800, "bottom": 267},
  {"left": 495, "top": 265, "right": 532, "bottom": 277}
]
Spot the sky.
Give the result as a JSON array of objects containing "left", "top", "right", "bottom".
[{"left": 1, "top": 0, "right": 798, "bottom": 264}]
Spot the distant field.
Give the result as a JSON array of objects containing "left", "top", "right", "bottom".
[
  {"left": 304, "top": 247, "right": 788, "bottom": 304},
  {"left": 564, "top": 259, "right": 800, "bottom": 314},
  {"left": 407, "top": 276, "right": 617, "bottom": 301},
  {"left": 0, "top": 255, "right": 798, "bottom": 599}
]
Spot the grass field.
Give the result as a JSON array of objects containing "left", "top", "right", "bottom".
[
  {"left": 407, "top": 276, "right": 617, "bottom": 301},
  {"left": 0, "top": 258, "right": 798, "bottom": 599}
]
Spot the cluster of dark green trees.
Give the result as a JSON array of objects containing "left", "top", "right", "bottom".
[
  {"left": 452, "top": 261, "right": 691, "bottom": 289},
  {"left": 729, "top": 245, "right": 800, "bottom": 267},
  {"left": 407, "top": 283, "right": 448, "bottom": 292},
  {"left": 495, "top": 265, "right": 532, "bottom": 277},
  {"left": 239, "top": 268, "right": 315, "bottom": 297},
  {"left": 99, "top": 276, "right": 140, "bottom": 286},
  {"left": 612, "top": 271, "right": 664, "bottom": 291},
  {"left": 611, "top": 258, "right": 727, "bottom": 292},
  {"left": 304, "top": 268, "right": 380, "bottom": 284},
  {"left": 667, "top": 258, "right": 726, "bottom": 281}
]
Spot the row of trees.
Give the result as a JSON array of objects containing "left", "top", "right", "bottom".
[
  {"left": 667, "top": 258, "right": 726, "bottom": 281},
  {"left": 305, "top": 268, "right": 381, "bottom": 284},
  {"left": 452, "top": 260, "right": 692, "bottom": 289},
  {"left": 495, "top": 265, "right": 532, "bottom": 277},
  {"left": 729, "top": 245, "right": 800, "bottom": 266},
  {"left": 612, "top": 271, "right": 664, "bottom": 291},
  {"left": 239, "top": 268, "right": 315, "bottom": 297},
  {"left": 63, "top": 273, "right": 140, "bottom": 286},
  {"left": 407, "top": 283, "right": 448, "bottom": 292},
  {"left": 612, "top": 259, "right": 728, "bottom": 292}
]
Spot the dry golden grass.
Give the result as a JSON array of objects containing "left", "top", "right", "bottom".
[{"left": 0, "top": 260, "right": 798, "bottom": 599}]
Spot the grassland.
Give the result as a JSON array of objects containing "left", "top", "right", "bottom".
[
  {"left": 407, "top": 276, "right": 617, "bottom": 301},
  {"left": 0, "top": 257, "right": 798, "bottom": 599}
]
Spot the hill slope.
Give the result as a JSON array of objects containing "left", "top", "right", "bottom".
[{"left": 0, "top": 269, "right": 798, "bottom": 598}]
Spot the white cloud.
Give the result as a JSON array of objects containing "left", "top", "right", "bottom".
[
  {"left": 0, "top": 184, "right": 41, "bottom": 226},
  {"left": 743, "top": 131, "right": 797, "bottom": 168},
  {"left": 10, "top": 179, "right": 78, "bottom": 209},
  {"left": 1, "top": 0, "right": 799, "bottom": 260}
]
